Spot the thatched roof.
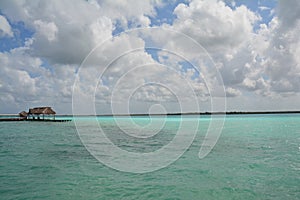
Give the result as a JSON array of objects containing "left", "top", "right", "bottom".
[
  {"left": 19, "top": 111, "right": 28, "bottom": 117},
  {"left": 28, "top": 107, "right": 56, "bottom": 115}
]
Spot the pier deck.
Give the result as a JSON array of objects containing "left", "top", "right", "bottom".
[{"left": 0, "top": 118, "right": 71, "bottom": 122}]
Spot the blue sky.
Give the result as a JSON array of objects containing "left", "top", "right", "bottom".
[
  {"left": 0, "top": 20, "right": 33, "bottom": 52},
  {"left": 0, "top": 0, "right": 299, "bottom": 114}
]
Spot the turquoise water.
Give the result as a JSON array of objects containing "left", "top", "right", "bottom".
[{"left": 0, "top": 115, "right": 299, "bottom": 199}]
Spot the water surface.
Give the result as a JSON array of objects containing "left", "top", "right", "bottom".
[{"left": 0, "top": 114, "right": 299, "bottom": 199}]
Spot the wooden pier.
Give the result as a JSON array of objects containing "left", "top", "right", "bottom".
[
  {"left": 0, "top": 118, "right": 71, "bottom": 122},
  {"left": 26, "top": 119, "right": 72, "bottom": 122},
  {"left": 1, "top": 107, "right": 71, "bottom": 122},
  {"left": 0, "top": 118, "right": 25, "bottom": 122}
]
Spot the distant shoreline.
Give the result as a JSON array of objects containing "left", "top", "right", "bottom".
[
  {"left": 88, "top": 111, "right": 300, "bottom": 116},
  {"left": 1, "top": 111, "right": 300, "bottom": 117}
]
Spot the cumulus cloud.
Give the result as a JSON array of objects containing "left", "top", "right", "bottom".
[
  {"left": 0, "top": 46, "right": 78, "bottom": 112},
  {"left": 0, "top": 0, "right": 161, "bottom": 65},
  {"left": 226, "top": 87, "right": 241, "bottom": 97},
  {"left": 0, "top": 1, "right": 102, "bottom": 64},
  {"left": 260, "top": 1, "right": 300, "bottom": 95},
  {"left": 94, "top": 0, "right": 160, "bottom": 27},
  {"left": 172, "top": 0, "right": 259, "bottom": 51},
  {"left": 34, "top": 20, "right": 58, "bottom": 42}
]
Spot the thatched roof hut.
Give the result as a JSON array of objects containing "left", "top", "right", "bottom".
[
  {"left": 28, "top": 107, "right": 56, "bottom": 120},
  {"left": 28, "top": 107, "right": 56, "bottom": 115},
  {"left": 19, "top": 111, "right": 28, "bottom": 118}
]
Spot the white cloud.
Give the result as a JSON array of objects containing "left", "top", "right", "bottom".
[
  {"left": 0, "top": 15, "right": 13, "bottom": 37},
  {"left": 0, "top": 0, "right": 113, "bottom": 64},
  {"left": 172, "top": 0, "right": 259, "bottom": 51},
  {"left": 226, "top": 87, "right": 241, "bottom": 97},
  {"left": 259, "top": 1, "right": 300, "bottom": 95},
  {"left": 34, "top": 20, "right": 58, "bottom": 41},
  {"left": 0, "top": 46, "right": 78, "bottom": 113},
  {"left": 259, "top": 6, "right": 270, "bottom": 11},
  {"left": 94, "top": 0, "right": 161, "bottom": 27}
]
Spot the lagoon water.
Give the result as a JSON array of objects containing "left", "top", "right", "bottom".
[{"left": 0, "top": 114, "right": 299, "bottom": 199}]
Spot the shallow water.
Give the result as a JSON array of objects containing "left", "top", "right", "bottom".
[{"left": 0, "top": 114, "right": 299, "bottom": 199}]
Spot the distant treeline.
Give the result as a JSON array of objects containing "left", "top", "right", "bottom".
[
  {"left": 64, "top": 110, "right": 300, "bottom": 117},
  {"left": 164, "top": 111, "right": 300, "bottom": 116}
]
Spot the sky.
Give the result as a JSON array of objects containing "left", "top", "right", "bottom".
[{"left": 0, "top": 0, "right": 300, "bottom": 114}]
